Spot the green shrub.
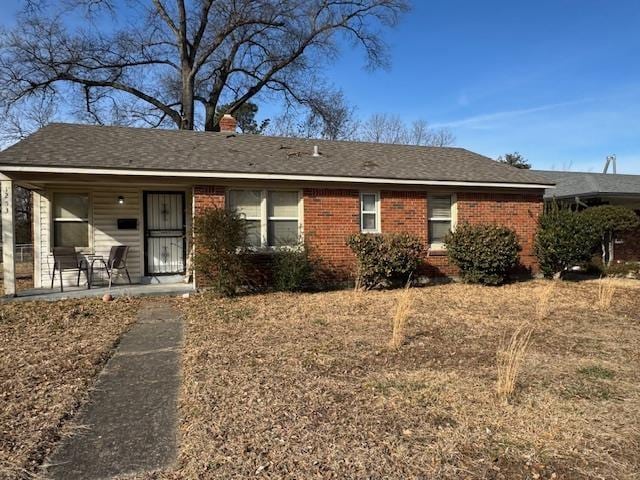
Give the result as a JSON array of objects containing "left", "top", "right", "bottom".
[
  {"left": 272, "top": 243, "right": 314, "bottom": 292},
  {"left": 534, "top": 206, "right": 599, "bottom": 278},
  {"left": 604, "top": 261, "right": 640, "bottom": 278},
  {"left": 193, "top": 207, "right": 248, "bottom": 296},
  {"left": 581, "top": 205, "right": 640, "bottom": 266},
  {"left": 445, "top": 223, "right": 520, "bottom": 285},
  {"left": 347, "top": 233, "right": 424, "bottom": 289}
]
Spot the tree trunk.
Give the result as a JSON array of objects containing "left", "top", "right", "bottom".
[
  {"left": 608, "top": 232, "right": 615, "bottom": 266},
  {"left": 204, "top": 103, "right": 219, "bottom": 131},
  {"left": 180, "top": 67, "right": 195, "bottom": 130}
]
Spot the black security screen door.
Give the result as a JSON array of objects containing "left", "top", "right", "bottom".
[{"left": 144, "top": 192, "right": 186, "bottom": 275}]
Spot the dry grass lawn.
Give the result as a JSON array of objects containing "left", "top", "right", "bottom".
[
  {"left": 165, "top": 279, "right": 640, "bottom": 479},
  {"left": 0, "top": 298, "right": 142, "bottom": 478}
]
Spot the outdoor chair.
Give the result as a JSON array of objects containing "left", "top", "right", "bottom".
[
  {"left": 51, "top": 247, "right": 90, "bottom": 292},
  {"left": 89, "top": 245, "right": 132, "bottom": 288}
]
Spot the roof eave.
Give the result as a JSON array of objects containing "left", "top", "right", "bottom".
[{"left": 0, "top": 164, "right": 555, "bottom": 190}]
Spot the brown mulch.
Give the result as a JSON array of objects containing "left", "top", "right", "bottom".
[
  {"left": 0, "top": 297, "right": 142, "bottom": 478},
  {"left": 160, "top": 279, "right": 640, "bottom": 480}
]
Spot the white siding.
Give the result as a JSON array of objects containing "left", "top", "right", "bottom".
[{"left": 37, "top": 185, "right": 191, "bottom": 288}]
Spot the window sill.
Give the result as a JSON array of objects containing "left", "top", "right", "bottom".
[
  {"left": 244, "top": 245, "right": 302, "bottom": 254},
  {"left": 428, "top": 248, "right": 447, "bottom": 256}
]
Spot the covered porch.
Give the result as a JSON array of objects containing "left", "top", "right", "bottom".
[
  {"left": 1, "top": 171, "right": 196, "bottom": 298},
  {"left": 3, "top": 281, "right": 194, "bottom": 302}
]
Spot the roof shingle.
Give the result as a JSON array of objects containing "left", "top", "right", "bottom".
[
  {"left": 0, "top": 123, "right": 554, "bottom": 186},
  {"left": 534, "top": 170, "right": 640, "bottom": 198}
]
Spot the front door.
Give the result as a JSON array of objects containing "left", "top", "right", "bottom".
[{"left": 144, "top": 192, "right": 186, "bottom": 275}]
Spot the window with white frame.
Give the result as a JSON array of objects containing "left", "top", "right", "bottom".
[
  {"left": 228, "top": 190, "right": 262, "bottom": 247},
  {"left": 228, "top": 189, "right": 300, "bottom": 248},
  {"left": 360, "top": 192, "right": 379, "bottom": 233},
  {"left": 53, "top": 192, "right": 89, "bottom": 248},
  {"left": 428, "top": 194, "right": 454, "bottom": 247}
]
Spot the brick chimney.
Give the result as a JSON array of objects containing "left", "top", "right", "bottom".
[{"left": 219, "top": 113, "right": 237, "bottom": 133}]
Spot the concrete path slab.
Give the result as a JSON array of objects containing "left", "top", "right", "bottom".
[{"left": 45, "top": 304, "right": 183, "bottom": 479}]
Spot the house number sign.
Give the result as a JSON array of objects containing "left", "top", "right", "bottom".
[{"left": 2, "top": 184, "right": 10, "bottom": 215}]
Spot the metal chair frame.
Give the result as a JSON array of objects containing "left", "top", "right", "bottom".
[
  {"left": 51, "top": 247, "right": 90, "bottom": 292},
  {"left": 89, "top": 245, "right": 132, "bottom": 288}
]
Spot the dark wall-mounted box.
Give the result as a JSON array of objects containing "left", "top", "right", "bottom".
[{"left": 117, "top": 218, "right": 138, "bottom": 230}]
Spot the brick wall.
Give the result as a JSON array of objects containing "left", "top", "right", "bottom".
[
  {"left": 302, "top": 188, "right": 361, "bottom": 280},
  {"left": 193, "top": 185, "right": 225, "bottom": 214},
  {"left": 615, "top": 227, "right": 640, "bottom": 261},
  {"left": 193, "top": 185, "right": 545, "bottom": 285},
  {"left": 457, "top": 192, "right": 543, "bottom": 273}
]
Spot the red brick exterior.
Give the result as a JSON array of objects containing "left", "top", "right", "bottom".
[
  {"left": 303, "top": 188, "right": 361, "bottom": 278},
  {"left": 457, "top": 192, "right": 543, "bottom": 273},
  {"left": 193, "top": 185, "right": 544, "bottom": 285},
  {"left": 193, "top": 185, "right": 225, "bottom": 214},
  {"left": 615, "top": 227, "right": 640, "bottom": 261}
]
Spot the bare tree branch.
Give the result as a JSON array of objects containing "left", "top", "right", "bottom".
[{"left": 0, "top": 0, "right": 409, "bottom": 130}]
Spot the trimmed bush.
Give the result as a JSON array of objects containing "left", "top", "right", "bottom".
[
  {"left": 272, "top": 244, "right": 314, "bottom": 292},
  {"left": 193, "top": 207, "right": 248, "bottom": 296},
  {"left": 445, "top": 223, "right": 520, "bottom": 285},
  {"left": 534, "top": 206, "right": 598, "bottom": 278},
  {"left": 581, "top": 205, "right": 640, "bottom": 266},
  {"left": 347, "top": 233, "right": 424, "bottom": 289}
]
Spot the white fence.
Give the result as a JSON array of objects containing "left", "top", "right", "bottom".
[{"left": 0, "top": 244, "right": 33, "bottom": 262}]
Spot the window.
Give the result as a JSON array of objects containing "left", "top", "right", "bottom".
[
  {"left": 53, "top": 192, "right": 89, "bottom": 248},
  {"left": 268, "top": 191, "right": 299, "bottom": 246},
  {"left": 228, "top": 190, "right": 262, "bottom": 247},
  {"left": 228, "top": 189, "right": 300, "bottom": 248},
  {"left": 360, "top": 192, "right": 379, "bottom": 233},
  {"left": 428, "top": 194, "right": 455, "bottom": 248}
]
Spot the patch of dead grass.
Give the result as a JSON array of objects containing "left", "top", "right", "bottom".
[
  {"left": 150, "top": 280, "right": 640, "bottom": 479},
  {"left": 0, "top": 297, "right": 141, "bottom": 478}
]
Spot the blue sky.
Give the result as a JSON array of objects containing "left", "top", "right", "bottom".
[
  {"left": 2, "top": 0, "right": 640, "bottom": 173},
  {"left": 324, "top": 0, "right": 640, "bottom": 173}
]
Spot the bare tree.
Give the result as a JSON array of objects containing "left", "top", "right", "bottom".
[
  {"left": 269, "top": 88, "right": 360, "bottom": 141},
  {"left": 425, "top": 127, "right": 456, "bottom": 147},
  {"left": 359, "top": 113, "right": 455, "bottom": 146},
  {"left": 0, "top": 96, "right": 57, "bottom": 145},
  {"left": 0, "top": 0, "right": 409, "bottom": 131}
]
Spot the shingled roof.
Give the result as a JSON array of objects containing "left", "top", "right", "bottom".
[
  {"left": 535, "top": 170, "right": 640, "bottom": 199},
  {"left": 0, "top": 123, "right": 554, "bottom": 187}
]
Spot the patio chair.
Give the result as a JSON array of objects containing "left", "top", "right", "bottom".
[
  {"left": 89, "top": 245, "right": 132, "bottom": 289},
  {"left": 51, "top": 247, "right": 90, "bottom": 292}
]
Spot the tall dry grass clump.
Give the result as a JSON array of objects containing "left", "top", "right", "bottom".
[
  {"left": 495, "top": 283, "right": 555, "bottom": 403},
  {"left": 535, "top": 281, "right": 555, "bottom": 321},
  {"left": 390, "top": 283, "right": 413, "bottom": 349},
  {"left": 597, "top": 277, "right": 616, "bottom": 310},
  {"left": 496, "top": 322, "right": 534, "bottom": 404}
]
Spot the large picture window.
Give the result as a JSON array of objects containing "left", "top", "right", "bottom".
[
  {"left": 428, "top": 195, "right": 456, "bottom": 248},
  {"left": 53, "top": 192, "right": 89, "bottom": 248},
  {"left": 228, "top": 189, "right": 300, "bottom": 248}
]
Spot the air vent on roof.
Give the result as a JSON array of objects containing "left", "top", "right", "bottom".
[{"left": 312, "top": 145, "right": 320, "bottom": 157}]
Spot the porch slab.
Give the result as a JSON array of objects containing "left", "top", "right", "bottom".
[{"left": 2, "top": 282, "right": 194, "bottom": 302}]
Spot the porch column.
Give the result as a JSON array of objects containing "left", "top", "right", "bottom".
[{"left": 1, "top": 179, "right": 16, "bottom": 296}]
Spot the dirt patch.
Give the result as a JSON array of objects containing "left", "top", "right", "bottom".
[
  {"left": 0, "top": 297, "right": 142, "bottom": 478},
  {"left": 152, "top": 280, "right": 640, "bottom": 479}
]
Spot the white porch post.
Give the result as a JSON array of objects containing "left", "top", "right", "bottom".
[{"left": 1, "top": 179, "right": 16, "bottom": 296}]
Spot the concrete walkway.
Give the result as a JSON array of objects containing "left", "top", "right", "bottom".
[{"left": 45, "top": 304, "right": 183, "bottom": 479}]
